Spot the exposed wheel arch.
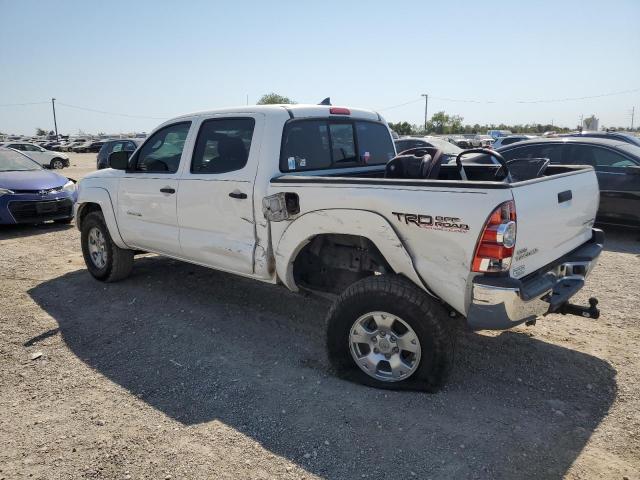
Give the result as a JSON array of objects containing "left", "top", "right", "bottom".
[
  {"left": 275, "top": 209, "right": 428, "bottom": 295},
  {"left": 292, "top": 233, "right": 393, "bottom": 294}
]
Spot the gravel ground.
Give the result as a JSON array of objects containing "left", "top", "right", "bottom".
[{"left": 1, "top": 153, "right": 639, "bottom": 479}]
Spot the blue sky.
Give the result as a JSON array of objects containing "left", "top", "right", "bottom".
[{"left": 1, "top": 0, "right": 638, "bottom": 135}]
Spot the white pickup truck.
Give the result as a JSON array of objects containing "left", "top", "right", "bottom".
[{"left": 75, "top": 104, "right": 603, "bottom": 391}]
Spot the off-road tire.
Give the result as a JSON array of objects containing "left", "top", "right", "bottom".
[
  {"left": 81, "top": 211, "right": 134, "bottom": 282},
  {"left": 326, "top": 275, "right": 455, "bottom": 392}
]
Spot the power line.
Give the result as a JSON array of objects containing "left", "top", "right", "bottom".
[
  {"left": 0, "top": 101, "right": 49, "bottom": 107},
  {"left": 514, "top": 87, "right": 640, "bottom": 104},
  {"left": 379, "top": 87, "right": 640, "bottom": 110},
  {"left": 377, "top": 98, "right": 424, "bottom": 111},
  {"left": 56, "top": 102, "right": 167, "bottom": 120}
]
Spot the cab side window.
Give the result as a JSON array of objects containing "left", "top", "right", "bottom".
[
  {"left": 191, "top": 118, "right": 255, "bottom": 174},
  {"left": 132, "top": 122, "right": 191, "bottom": 173}
]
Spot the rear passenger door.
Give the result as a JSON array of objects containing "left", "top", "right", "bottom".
[
  {"left": 566, "top": 144, "right": 640, "bottom": 226},
  {"left": 177, "top": 114, "right": 263, "bottom": 275}
]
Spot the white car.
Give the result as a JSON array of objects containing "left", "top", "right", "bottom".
[
  {"left": 74, "top": 104, "right": 603, "bottom": 391},
  {"left": 1, "top": 142, "right": 70, "bottom": 169},
  {"left": 491, "top": 135, "right": 537, "bottom": 149}
]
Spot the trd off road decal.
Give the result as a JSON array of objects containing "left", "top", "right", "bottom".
[{"left": 392, "top": 212, "right": 469, "bottom": 233}]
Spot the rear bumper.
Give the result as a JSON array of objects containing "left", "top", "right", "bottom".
[{"left": 467, "top": 229, "right": 604, "bottom": 330}]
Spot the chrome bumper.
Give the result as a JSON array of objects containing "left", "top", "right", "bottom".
[{"left": 467, "top": 229, "right": 603, "bottom": 330}]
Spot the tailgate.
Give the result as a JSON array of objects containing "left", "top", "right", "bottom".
[{"left": 510, "top": 169, "right": 599, "bottom": 279}]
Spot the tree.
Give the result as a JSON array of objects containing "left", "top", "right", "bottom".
[
  {"left": 388, "top": 121, "right": 414, "bottom": 135},
  {"left": 36, "top": 128, "right": 47, "bottom": 136},
  {"left": 430, "top": 111, "right": 449, "bottom": 134},
  {"left": 257, "top": 93, "right": 295, "bottom": 105}
]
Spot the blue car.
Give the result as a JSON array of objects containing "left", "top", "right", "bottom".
[{"left": 0, "top": 146, "right": 77, "bottom": 225}]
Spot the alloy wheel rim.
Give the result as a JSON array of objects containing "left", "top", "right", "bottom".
[
  {"left": 348, "top": 311, "right": 421, "bottom": 382},
  {"left": 87, "top": 226, "right": 108, "bottom": 268}
]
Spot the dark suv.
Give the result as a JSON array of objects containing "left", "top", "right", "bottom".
[{"left": 97, "top": 139, "right": 142, "bottom": 169}]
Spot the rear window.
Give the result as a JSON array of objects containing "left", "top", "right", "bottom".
[{"left": 280, "top": 119, "right": 395, "bottom": 172}]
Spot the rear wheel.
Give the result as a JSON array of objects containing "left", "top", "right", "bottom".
[
  {"left": 50, "top": 158, "right": 64, "bottom": 169},
  {"left": 326, "top": 275, "right": 455, "bottom": 392},
  {"left": 81, "top": 211, "right": 134, "bottom": 282}
]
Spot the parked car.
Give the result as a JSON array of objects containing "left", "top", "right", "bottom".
[
  {"left": 96, "top": 139, "right": 142, "bottom": 169},
  {"left": 472, "top": 137, "right": 640, "bottom": 228},
  {"left": 487, "top": 129, "right": 512, "bottom": 139},
  {"left": 61, "top": 139, "right": 88, "bottom": 152},
  {"left": 1, "top": 142, "right": 70, "bottom": 169},
  {"left": 71, "top": 140, "right": 94, "bottom": 153},
  {"left": 394, "top": 136, "right": 463, "bottom": 162},
  {"left": 476, "top": 135, "right": 495, "bottom": 148},
  {"left": 87, "top": 140, "right": 107, "bottom": 153},
  {"left": 562, "top": 131, "right": 640, "bottom": 147},
  {"left": 491, "top": 135, "right": 537, "bottom": 149},
  {"left": 447, "top": 135, "right": 475, "bottom": 149},
  {"left": 74, "top": 104, "right": 603, "bottom": 391},
  {"left": 0, "top": 147, "right": 77, "bottom": 224}
]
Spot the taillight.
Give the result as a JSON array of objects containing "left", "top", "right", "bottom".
[
  {"left": 329, "top": 107, "right": 350, "bottom": 115},
  {"left": 472, "top": 201, "right": 516, "bottom": 273}
]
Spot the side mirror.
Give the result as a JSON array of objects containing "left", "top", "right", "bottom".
[
  {"left": 109, "top": 150, "right": 131, "bottom": 170},
  {"left": 627, "top": 165, "right": 640, "bottom": 175}
]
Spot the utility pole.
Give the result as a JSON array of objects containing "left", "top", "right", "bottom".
[
  {"left": 631, "top": 106, "right": 635, "bottom": 130},
  {"left": 51, "top": 98, "right": 59, "bottom": 140},
  {"left": 421, "top": 93, "right": 428, "bottom": 133}
]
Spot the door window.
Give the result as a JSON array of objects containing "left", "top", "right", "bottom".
[
  {"left": 132, "top": 122, "right": 191, "bottom": 173},
  {"left": 124, "top": 141, "right": 137, "bottom": 152},
  {"left": 502, "top": 144, "right": 564, "bottom": 163},
  {"left": 589, "top": 146, "right": 636, "bottom": 167},
  {"left": 191, "top": 118, "right": 255, "bottom": 174}
]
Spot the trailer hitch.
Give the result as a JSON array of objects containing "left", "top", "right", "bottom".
[{"left": 557, "top": 297, "right": 600, "bottom": 319}]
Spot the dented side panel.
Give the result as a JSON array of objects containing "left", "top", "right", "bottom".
[
  {"left": 267, "top": 182, "right": 513, "bottom": 314},
  {"left": 274, "top": 209, "right": 424, "bottom": 292}
]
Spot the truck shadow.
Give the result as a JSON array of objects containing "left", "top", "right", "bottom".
[{"left": 28, "top": 257, "right": 616, "bottom": 479}]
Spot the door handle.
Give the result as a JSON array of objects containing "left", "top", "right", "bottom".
[
  {"left": 558, "top": 190, "right": 572, "bottom": 203},
  {"left": 229, "top": 191, "right": 247, "bottom": 199},
  {"left": 160, "top": 187, "right": 176, "bottom": 194}
]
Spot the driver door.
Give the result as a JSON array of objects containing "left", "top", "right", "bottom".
[{"left": 117, "top": 121, "right": 193, "bottom": 255}]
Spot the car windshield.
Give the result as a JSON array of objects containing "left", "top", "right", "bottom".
[{"left": 0, "top": 148, "right": 42, "bottom": 171}]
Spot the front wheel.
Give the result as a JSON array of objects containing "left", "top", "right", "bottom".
[
  {"left": 50, "top": 158, "right": 65, "bottom": 169},
  {"left": 326, "top": 275, "right": 455, "bottom": 392},
  {"left": 81, "top": 211, "right": 134, "bottom": 282}
]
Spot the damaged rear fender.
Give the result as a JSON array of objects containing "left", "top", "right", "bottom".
[{"left": 274, "top": 209, "right": 425, "bottom": 292}]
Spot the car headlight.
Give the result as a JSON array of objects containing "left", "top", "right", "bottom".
[
  {"left": 0, "top": 188, "right": 14, "bottom": 196},
  {"left": 62, "top": 180, "right": 76, "bottom": 193}
]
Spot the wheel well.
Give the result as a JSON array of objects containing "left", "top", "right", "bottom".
[
  {"left": 292, "top": 234, "right": 393, "bottom": 294},
  {"left": 77, "top": 203, "right": 102, "bottom": 230}
]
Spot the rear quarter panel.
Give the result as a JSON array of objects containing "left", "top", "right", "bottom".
[{"left": 268, "top": 179, "right": 513, "bottom": 315}]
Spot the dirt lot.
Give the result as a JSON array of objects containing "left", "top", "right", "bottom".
[{"left": 1, "top": 153, "right": 639, "bottom": 479}]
